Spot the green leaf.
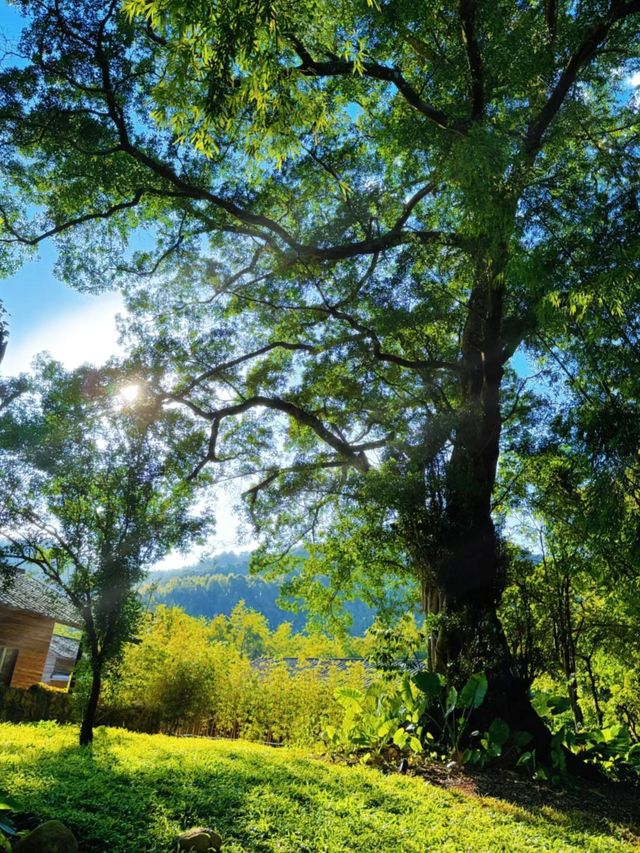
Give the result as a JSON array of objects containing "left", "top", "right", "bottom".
[
  {"left": 377, "top": 720, "right": 395, "bottom": 740},
  {"left": 445, "top": 686, "right": 458, "bottom": 717},
  {"left": 511, "top": 730, "right": 533, "bottom": 750},
  {"left": 334, "top": 687, "right": 364, "bottom": 710},
  {"left": 487, "top": 718, "right": 510, "bottom": 747},
  {"left": 547, "top": 696, "right": 572, "bottom": 716},
  {"left": 412, "top": 671, "right": 443, "bottom": 699},
  {"left": 459, "top": 673, "right": 488, "bottom": 709},
  {"left": 408, "top": 736, "right": 422, "bottom": 754},
  {"left": 0, "top": 820, "right": 15, "bottom": 837},
  {"left": 392, "top": 728, "right": 408, "bottom": 748}
]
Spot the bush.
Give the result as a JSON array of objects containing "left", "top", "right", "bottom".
[
  {"left": 102, "top": 606, "right": 368, "bottom": 744},
  {"left": 0, "top": 684, "right": 76, "bottom": 725}
]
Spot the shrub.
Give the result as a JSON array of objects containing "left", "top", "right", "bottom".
[{"left": 102, "top": 606, "right": 368, "bottom": 744}]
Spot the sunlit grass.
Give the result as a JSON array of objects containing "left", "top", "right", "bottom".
[{"left": 0, "top": 723, "right": 635, "bottom": 852}]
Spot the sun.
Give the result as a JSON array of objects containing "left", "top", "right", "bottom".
[{"left": 119, "top": 383, "right": 141, "bottom": 404}]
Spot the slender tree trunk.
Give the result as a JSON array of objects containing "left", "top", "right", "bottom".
[
  {"left": 79, "top": 660, "right": 102, "bottom": 747},
  {"left": 583, "top": 654, "right": 604, "bottom": 727},
  {"left": 559, "top": 579, "right": 584, "bottom": 728}
]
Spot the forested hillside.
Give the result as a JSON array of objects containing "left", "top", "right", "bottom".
[
  {"left": 146, "top": 550, "right": 254, "bottom": 581},
  {"left": 141, "top": 552, "right": 377, "bottom": 633}
]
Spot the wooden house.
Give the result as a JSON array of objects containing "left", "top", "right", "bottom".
[{"left": 0, "top": 570, "right": 81, "bottom": 689}]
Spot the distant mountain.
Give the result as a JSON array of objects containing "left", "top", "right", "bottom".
[
  {"left": 141, "top": 552, "right": 376, "bottom": 634},
  {"left": 146, "top": 550, "right": 254, "bottom": 582}
]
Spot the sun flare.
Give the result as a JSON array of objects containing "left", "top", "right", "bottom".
[{"left": 119, "top": 383, "right": 141, "bottom": 404}]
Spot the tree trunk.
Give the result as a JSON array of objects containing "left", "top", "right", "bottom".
[
  {"left": 79, "top": 661, "right": 102, "bottom": 747},
  {"left": 583, "top": 654, "right": 604, "bottom": 727},
  {"left": 416, "top": 250, "right": 557, "bottom": 755}
]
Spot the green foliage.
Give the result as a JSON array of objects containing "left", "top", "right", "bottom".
[
  {"left": 414, "top": 670, "right": 489, "bottom": 758},
  {"left": 103, "top": 605, "right": 368, "bottom": 743},
  {"left": 0, "top": 794, "right": 16, "bottom": 846},
  {"left": 1, "top": 0, "right": 639, "bottom": 743},
  {"left": 0, "top": 723, "right": 635, "bottom": 852},
  {"left": 0, "top": 362, "right": 212, "bottom": 742},
  {"left": 325, "top": 676, "right": 430, "bottom": 759},
  {"left": 325, "top": 669, "right": 493, "bottom": 763},
  {"left": 0, "top": 362, "right": 212, "bottom": 660},
  {"left": 364, "top": 614, "right": 425, "bottom": 675},
  {"left": 0, "top": 684, "right": 76, "bottom": 726},
  {"left": 528, "top": 689, "right": 640, "bottom": 783}
]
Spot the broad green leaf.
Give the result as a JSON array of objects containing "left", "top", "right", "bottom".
[
  {"left": 459, "top": 673, "right": 488, "bottom": 710},
  {"left": 392, "top": 728, "right": 408, "bottom": 748},
  {"left": 412, "top": 671, "right": 443, "bottom": 699},
  {"left": 487, "top": 718, "right": 510, "bottom": 747}
]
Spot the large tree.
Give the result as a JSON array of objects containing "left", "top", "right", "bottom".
[
  {"left": 0, "top": 0, "right": 639, "bottom": 748},
  {"left": 0, "top": 361, "right": 212, "bottom": 745}
]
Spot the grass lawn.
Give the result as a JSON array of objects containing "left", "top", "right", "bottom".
[{"left": 0, "top": 722, "right": 636, "bottom": 852}]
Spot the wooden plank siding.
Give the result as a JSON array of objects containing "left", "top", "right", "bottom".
[{"left": 0, "top": 604, "right": 55, "bottom": 688}]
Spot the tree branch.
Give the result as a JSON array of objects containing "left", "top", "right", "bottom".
[
  {"left": 176, "top": 341, "right": 318, "bottom": 397},
  {"left": 524, "top": 0, "right": 640, "bottom": 157},
  {"left": 176, "top": 393, "right": 384, "bottom": 474},
  {"left": 319, "top": 303, "right": 462, "bottom": 374},
  {"left": 288, "top": 34, "right": 460, "bottom": 132},
  {"left": 0, "top": 189, "right": 147, "bottom": 246},
  {"left": 243, "top": 459, "right": 354, "bottom": 505},
  {"left": 545, "top": 0, "right": 558, "bottom": 41},
  {"left": 241, "top": 435, "right": 391, "bottom": 503},
  {"left": 459, "top": 0, "right": 485, "bottom": 120}
]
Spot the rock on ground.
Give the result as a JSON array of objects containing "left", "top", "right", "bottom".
[
  {"left": 14, "top": 820, "right": 78, "bottom": 853},
  {"left": 177, "top": 826, "right": 223, "bottom": 852}
]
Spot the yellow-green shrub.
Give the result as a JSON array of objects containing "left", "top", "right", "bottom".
[{"left": 103, "top": 605, "right": 369, "bottom": 744}]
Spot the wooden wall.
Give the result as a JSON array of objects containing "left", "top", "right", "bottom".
[{"left": 0, "top": 605, "right": 55, "bottom": 689}]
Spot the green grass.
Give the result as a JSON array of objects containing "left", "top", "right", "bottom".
[{"left": 0, "top": 723, "right": 636, "bottom": 852}]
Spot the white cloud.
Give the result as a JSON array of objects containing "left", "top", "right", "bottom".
[
  {"left": 1, "top": 292, "right": 124, "bottom": 376},
  {"left": 627, "top": 71, "right": 640, "bottom": 88}
]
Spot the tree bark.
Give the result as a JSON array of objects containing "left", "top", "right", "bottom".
[
  {"left": 79, "top": 660, "right": 102, "bottom": 747},
  {"left": 415, "top": 248, "right": 557, "bottom": 755}
]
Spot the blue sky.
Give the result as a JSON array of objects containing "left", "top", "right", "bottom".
[{"left": 0, "top": 2, "right": 123, "bottom": 378}]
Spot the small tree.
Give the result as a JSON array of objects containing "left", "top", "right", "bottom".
[{"left": 0, "top": 360, "right": 213, "bottom": 745}]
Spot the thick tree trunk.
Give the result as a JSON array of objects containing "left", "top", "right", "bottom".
[
  {"left": 416, "top": 250, "right": 557, "bottom": 756},
  {"left": 79, "top": 661, "right": 102, "bottom": 747}
]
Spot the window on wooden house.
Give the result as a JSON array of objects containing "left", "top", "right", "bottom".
[{"left": 0, "top": 646, "right": 18, "bottom": 686}]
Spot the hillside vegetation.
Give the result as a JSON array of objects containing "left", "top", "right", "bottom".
[
  {"left": 141, "top": 552, "right": 377, "bottom": 633},
  {"left": 101, "top": 605, "right": 370, "bottom": 739},
  {"left": 0, "top": 723, "right": 636, "bottom": 853}
]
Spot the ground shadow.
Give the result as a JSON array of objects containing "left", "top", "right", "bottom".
[{"left": 409, "top": 757, "right": 640, "bottom": 841}]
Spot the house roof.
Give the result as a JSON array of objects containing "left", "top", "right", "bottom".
[
  {"left": 49, "top": 634, "right": 81, "bottom": 661},
  {"left": 252, "top": 657, "right": 372, "bottom": 673},
  {"left": 0, "top": 570, "right": 82, "bottom": 627}
]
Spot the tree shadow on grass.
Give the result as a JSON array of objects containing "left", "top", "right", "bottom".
[
  {"left": 410, "top": 758, "right": 640, "bottom": 844},
  {"left": 1, "top": 729, "right": 638, "bottom": 852}
]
